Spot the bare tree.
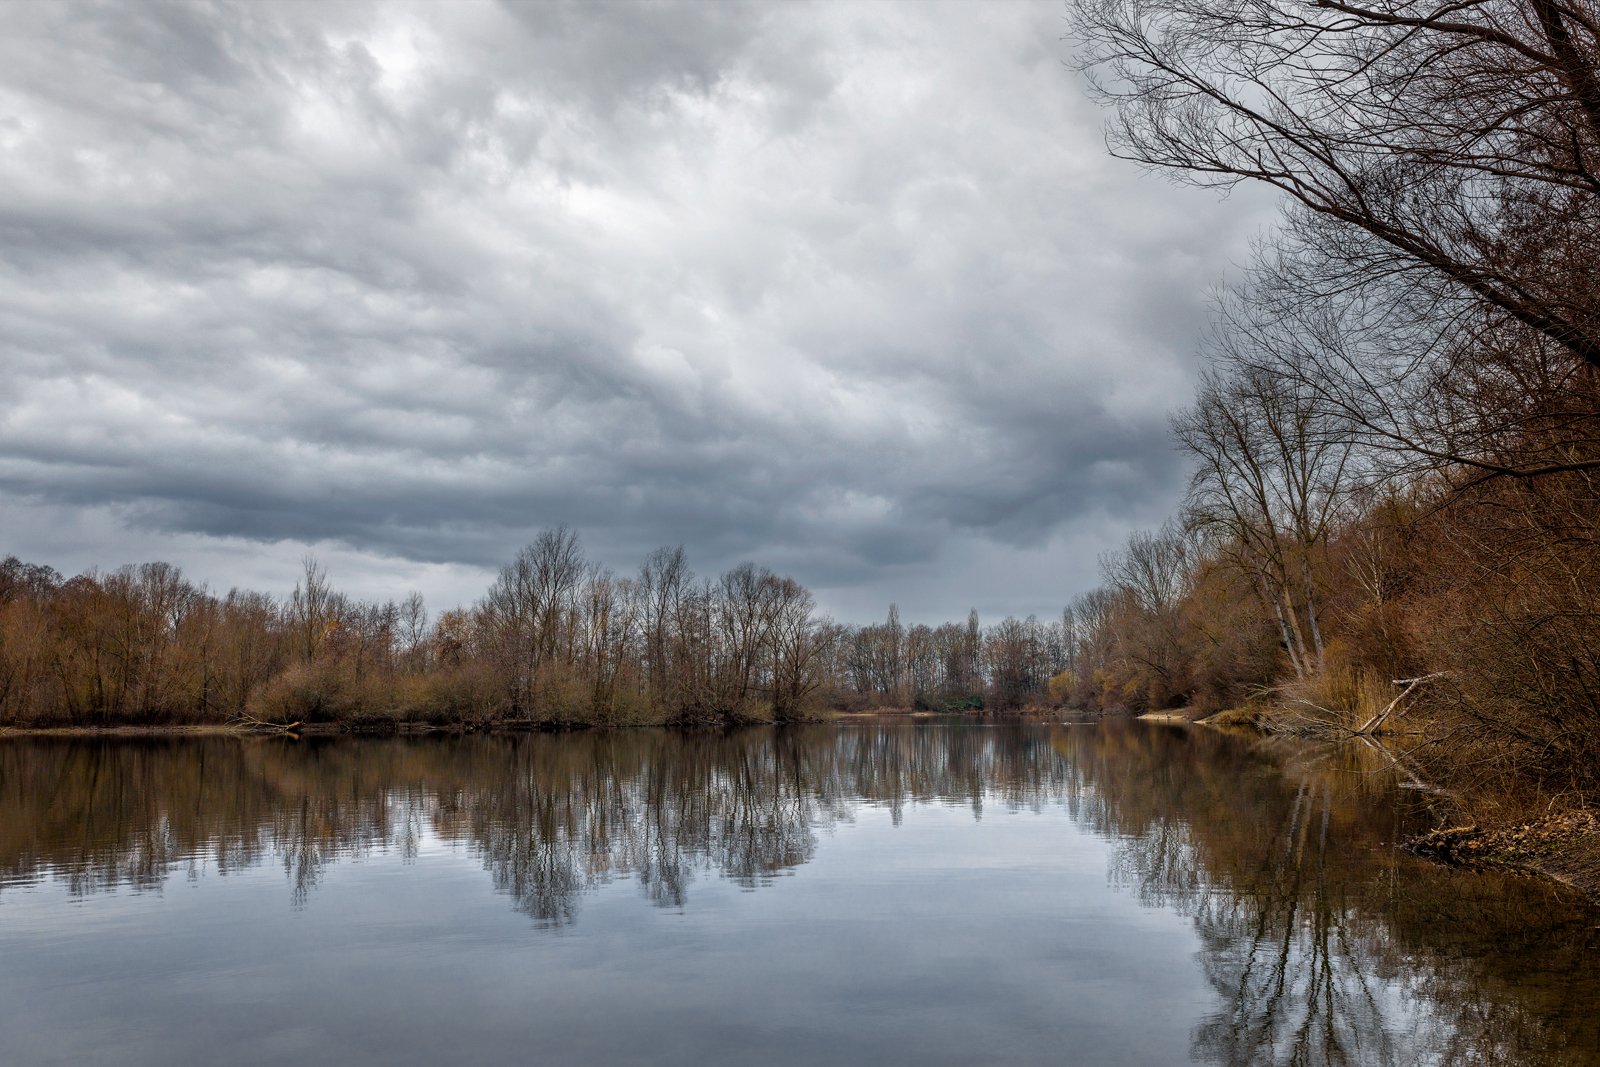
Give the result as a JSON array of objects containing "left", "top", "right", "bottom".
[
  {"left": 289, "top": 556, "right": 339, "bottom": 663},
  {"left": 640, "top": 545, "right": 692, "bottom": 705},
  {"left": 718, "top": 562, "right": 781, "bottom": 714},
  {"left": 398, "top": 591, "right": 429, "bottom": 672},
  {"left": 766, "top": 577, "right": 828, "bottom": 719},
  {"left": 1073, "top": 0, "right": 1600, "bottom": 386},
  {"left": 1098, "top": 522, "right": 1196, "bottom": 705},
  {"left": 484, "top": 526, "right": 586, "bottom": 713},
  {"left": 1174, "top": 360, "right": 1358, "bottom": 674}
]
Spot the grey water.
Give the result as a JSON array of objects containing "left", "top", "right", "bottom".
[{"left": 1, "top": 721, "right": 1596, "bottom": 1067}]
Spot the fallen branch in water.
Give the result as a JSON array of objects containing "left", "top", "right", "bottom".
[
  {"left": 1356, "top": 734, "right": 1457, "bottom": 797},
  {"left": 228, "top": 714, "right": 302, "bottom": 733}
]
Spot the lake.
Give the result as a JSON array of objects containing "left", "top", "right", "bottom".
[{"left": 1, "top": 721, "right": 1596, "bottom": 1066}]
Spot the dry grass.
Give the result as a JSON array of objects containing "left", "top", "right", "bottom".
[{"left": 1250, "top": 667, "right": 1435, "bottom": 738}]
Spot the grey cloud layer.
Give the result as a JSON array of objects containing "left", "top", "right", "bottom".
[{"left": 0, "top": 0, "right": 1270, "bottom": 613}]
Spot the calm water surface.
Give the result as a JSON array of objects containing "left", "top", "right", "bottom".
[{"left": 1, "top": 721, "right": 1596, "bottom": 1066}]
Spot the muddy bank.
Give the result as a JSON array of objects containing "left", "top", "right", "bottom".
[{"left": 1405, "top": 811, "right": 1600, "bottom": 900}]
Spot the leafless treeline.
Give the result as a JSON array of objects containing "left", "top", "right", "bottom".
[
  {"left": 0, "top": 531, "right": 1082, "bottom": 726},
  {"left": 1068, "top": 0, "right": 1600, "bottom": 795},
  {"left": 828, "top": 604, "right": 1076, "bottom": 711},
  {"left": 0, "top": 534, "right": 830, "bottom": 725}
]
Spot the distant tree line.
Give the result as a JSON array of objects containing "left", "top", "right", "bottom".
[
  {"left": 1066, "top": 0, "right": 1600, "bottom": 796},
  {"left": 0, "top": 534, "right": 1079, "bottom": 727}
]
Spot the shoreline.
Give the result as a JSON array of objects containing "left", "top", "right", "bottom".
[
  {"left": 0, "top": 719, "right": 818, "bottom": 737},
  {"left": 0, "top": 711, "right": 952, "bottom": 737},
  {"left": 1403, "top": 813, "right": 1600, "bottom": 901},
  {"left": 0, "top": 707, "right": 1078, "bottom": 738}
]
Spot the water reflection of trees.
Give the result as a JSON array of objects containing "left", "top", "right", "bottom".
[
  {"left": 0, "top": 725, "right": 1595, "bottom": 1064},
  {"left": 0, "top": 726, "right": 1070, "bottom": 922},
  {"left": 1063, "top": 724, "right": 1600, "bottom": 1067}
]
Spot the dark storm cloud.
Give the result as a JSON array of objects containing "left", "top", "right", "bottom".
[{"left": 0, "top": 0, "right": 1273, "bottom": 616}]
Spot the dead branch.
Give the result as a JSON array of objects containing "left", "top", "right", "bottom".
[
  {"left": 1358, "top": 672, "right": 1449, "bottom": 734},
  {"left": 228, "top": 714, "right": 302, "bottom": 732}
]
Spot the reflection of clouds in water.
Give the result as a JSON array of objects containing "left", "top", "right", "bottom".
[{"left": 0, "top": 725, "right": 1596, "bottom": 1066}]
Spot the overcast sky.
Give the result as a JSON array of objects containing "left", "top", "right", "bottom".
[{"left": 0, "top": 0, "right": 1275, "bottom": 623}]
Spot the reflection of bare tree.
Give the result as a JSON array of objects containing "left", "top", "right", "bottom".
[
  {"left": 0, "top": 727, "right": 1071, "bottom": 917},
  {"left": 1080, "top": 725, "right": 1600, "bottom": 1067},
  {"left": 1186, "top": 778, "right": 1402, "bottom": 1067},
  {"left": 272, "top": 789, "right": 393, "bottom": 907},
  {"left": 0, "top": 725, "right": 1595, "bottom": 1063}
]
